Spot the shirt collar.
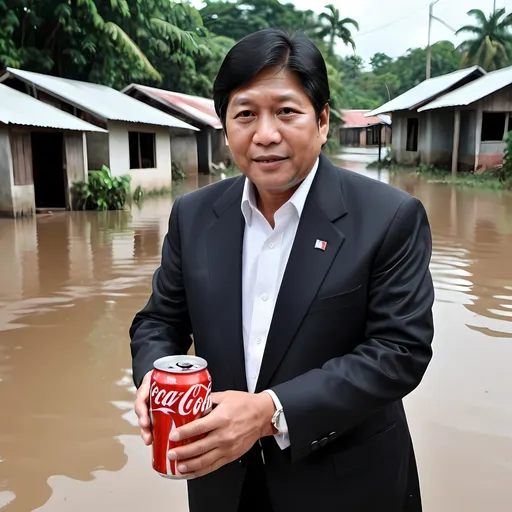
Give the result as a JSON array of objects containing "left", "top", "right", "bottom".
[{"left": 241, "top": 157, "right": 319, "bottom": 226}]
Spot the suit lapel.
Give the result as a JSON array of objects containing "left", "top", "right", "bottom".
[
  {"left": 255, "top": 154, "right": 348, "bottom": 392},
  {"left": 207, "top": 176, "right": 248, "bottom": 392}
]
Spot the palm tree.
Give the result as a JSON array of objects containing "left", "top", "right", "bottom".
[
  {"left": 75, "top": 0, "right": 206, "bottom": 81},
  {"left": 456, "top": 8, "right": 512, "bottom": 71},
  {"left": 318, "top": 4, "right": 359, "bottom": 57}
]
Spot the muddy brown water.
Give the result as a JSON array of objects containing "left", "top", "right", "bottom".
[{"left": 1, "top": 163, "right": 512, "bottom": 511}]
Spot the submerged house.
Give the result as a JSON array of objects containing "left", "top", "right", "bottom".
[
  {"left": 122, "top": 84, "right": 230, "bottom": 175},
  {"left": 0, "top": 68, "right": 198, "bottom": 195},
  {"left": 0, "top": 83, "right": 106, "bottom": 218},
  {"left": 418, "top": 65, "right": 512, "bottom": 172},
  {"left": 339, "top": 110, "right": 392, "bottom": 148},
  {"left": 366, "top": 66, "right": 485, "bottom": 168}
]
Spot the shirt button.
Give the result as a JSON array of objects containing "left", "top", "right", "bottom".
[
  {"left": 252, "top": 374, "right": 257, "bottom": 380},
  {"left": 256, "top": 337, "right": 262, "bottom": 344},
  {"left": 261, "top": 293, "right": 268, "bottom": 302},
  {"left": 269, "top": 242, "right": 275, "bottom": 249}
]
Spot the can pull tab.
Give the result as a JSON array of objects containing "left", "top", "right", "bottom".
[{"left": 176, "top": 362, "right": 193, "bottom": 369}]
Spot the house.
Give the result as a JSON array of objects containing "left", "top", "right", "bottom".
[
  {"left": 366, "top": 66, "right": 485, "bottom": 167},
  {"left": 418, "top": 65, "right": 512, "bottom": 172},
  {"left": 122, "top": 84, "right": 230, "bottom": 176},
  {"left": 339, "top": 110, "right": 392, "bottom": 148},
  {"left": 0, "top": 83, "right": 106, "bottom": 218},
  {"left": 0, "top": 68, "right": 198, "bottom": 195}
]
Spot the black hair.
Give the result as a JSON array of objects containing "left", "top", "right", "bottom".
[{"left": 213, "top": 28, "right": 330, "bottom": 128}]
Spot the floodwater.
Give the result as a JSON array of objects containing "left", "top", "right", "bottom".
[{"left": 1, "top": 161, "right": 512, "bottom": 511}]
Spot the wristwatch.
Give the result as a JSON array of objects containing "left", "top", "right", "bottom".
[{"left": 271, "top": 406, "right": 286, "bottom": 434}]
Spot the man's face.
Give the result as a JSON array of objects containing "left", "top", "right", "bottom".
[{"left": 225, "top": 67, "right": 329, "bottom": 192}]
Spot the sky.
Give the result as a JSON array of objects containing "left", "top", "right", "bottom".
[{"left": 192, "top": 0, "right": 511, "bottom": 65}]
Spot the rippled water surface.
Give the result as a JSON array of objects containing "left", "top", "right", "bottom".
[{"left": 1, "top": 164, "right": 511, "bottom": 511}]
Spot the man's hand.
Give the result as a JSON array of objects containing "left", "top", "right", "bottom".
[
  {"left": 134, "top": 370, "right": 153, "bottom": 445},
  {"left": 167, "top": 391, "right": 276, "bottom": 478}
]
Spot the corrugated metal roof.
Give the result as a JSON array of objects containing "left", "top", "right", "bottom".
[
  {"left": 418, "top": 65, "right": 512, "bottom": 111},
  {"left": 4, "top": 68, "right": 198, "bottom": 130},
  {"left": 341, "top": 110, "right": 391, "bottom": 128},
  {"left": 0, "top": 83, "right": 106, "bottom": 132},
  {"left": 366, "top": 66, "right": 485, "bottom": 117},
  {"left": 124, "top": 84, "right": 222, "bottom": 129}
]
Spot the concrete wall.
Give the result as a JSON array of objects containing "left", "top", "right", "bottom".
[
  {"left": 210, "top": 127, "right": 230, "bottom": 164},
  {"left": 479, "top": 141, "right": 505, "bottom": 170},
  {"left": 12, "top": 185, "right": 35, "bottom": 217},
  {"left": 392, "top": 112, "right": 426, "bottom": 165},
  {"left": 0, "top": 126, "right": 14, "bottom": 215},
  {"left": 459, "top": 110, "right": 477, "bottom": 169},
  {"left": 427, "top": 110, "right": 456, "bottom": 166},
  {"left": 170, "top": 133, "right": 198, "bottom": 179},
  {"left": 0, "top": 127, "right": 35, "bottom": 217},
  {"left": 108, "top": 121, "right": 172, "bottom": 191},
  {"left": 359, "top": 129, "right": 367, "bottom": 147},
  {"left": 86, "top": 132, "right": 109, "bottom": 170},
  {"left": 476, "top": 85, "right": 512, "bottom": 112},
  {"left": 481, "top": 141, "right": 506, "bottom": 154}
]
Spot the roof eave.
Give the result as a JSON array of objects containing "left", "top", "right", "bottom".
[
  {"left": 5, "top": 68, "right": 111, "bottom": 123},
  {"left": 123, "top": 84, "right": 218, "bottom": 129}
]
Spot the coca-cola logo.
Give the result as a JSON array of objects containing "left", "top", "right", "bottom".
[{"left": 151, "top": 381, "right": 212, "bottom": 416}]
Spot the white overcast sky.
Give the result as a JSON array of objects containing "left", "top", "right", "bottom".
[{"left": 192, "top": 0, "right": 512, "bottom": 64}]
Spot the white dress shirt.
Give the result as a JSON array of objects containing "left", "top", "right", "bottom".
[{"left": 241, "top": 158, "right": 319, "bottom": 450}]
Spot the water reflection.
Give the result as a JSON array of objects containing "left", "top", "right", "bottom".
[
  {"left": 0, "top": 161, "right": 511, "bottom": 511},
  {"left": 385, "top": 171, "right": 512, "bottom": 338}
]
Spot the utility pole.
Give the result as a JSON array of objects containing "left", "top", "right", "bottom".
[
  {"left": 426, "top": 0, "right": 440, "bottom": 80},
  {"left": 426, "top": 0, "right": 457, "bottom": 80}
]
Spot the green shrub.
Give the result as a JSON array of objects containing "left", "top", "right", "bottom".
[
  {"left": 172, "top": 161, "right": 186, "bottom": 181},
  {"left": 323, "top": 137, "right": 341, "bottom": 155},
  {"left": 499, "top": 132, "right": 512, "bottom": 187},
  {"left": 72, "top": 165, "right": 131, "bottom": 211}
]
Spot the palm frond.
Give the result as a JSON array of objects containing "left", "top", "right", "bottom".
[
  {"left": 77, "top": 0, "right": 105, "bottom": 29},
  {"left": 338, "top": 17, "right": 359, "bottom": 30},
  {"left": 455, "top": 25, "right": 483, "bottom": 36},
  {"left": 104, "top": 22, "right": 161, "bottom": 80},
  {"left": 110, "top": 0, "right": 130, "bottom": 18},
  {"left": 466, "top": 9, "right": 489, "bottom": 26},
  {"left": 150, "top": 18, "right": 200, "bottom": 54}
]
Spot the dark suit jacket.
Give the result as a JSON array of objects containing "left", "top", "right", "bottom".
[{"left": 130, "top": 153, "right": 435, "bottom": 512}]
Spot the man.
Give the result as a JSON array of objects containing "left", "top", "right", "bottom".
[{"left": 130, "top": 28, "right": 434, "bottom": 512}]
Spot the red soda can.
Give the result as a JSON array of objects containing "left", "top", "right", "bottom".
[{"left": 149, "top": 355, "right": 212, "bottom": 478}]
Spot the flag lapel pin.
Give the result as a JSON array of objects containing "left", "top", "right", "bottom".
[{"left": 314, "top": 239, "right": 327, "bottom": 251}]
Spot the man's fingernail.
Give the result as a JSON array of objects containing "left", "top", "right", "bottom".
[
  {"left": 170, "top": 431, "right": 180, "bottom": 442},
  {"left": 167, "top": 451, "right": 177, "bottom": 460},
  {"left": 178, "top": 464, "right": 187, "bottom": 472}
]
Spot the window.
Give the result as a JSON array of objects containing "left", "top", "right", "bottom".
[
  {"left": 406, "top": 118, "right": 419, "bottom": 152},
  {"left": 481, "top": 112, "right": 507, "bottom": 141},
  {"left": 129, "top": 132, "right": 156, "bottom": 169}
]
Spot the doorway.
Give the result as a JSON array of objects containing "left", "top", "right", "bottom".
[{"left": 31, "top": 132, "right": 67, "bottom": 209}]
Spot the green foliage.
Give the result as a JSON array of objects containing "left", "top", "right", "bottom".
[
  {"left": 323, "top": 136, "right": 341, "bottom": 155},
  {"left": 72, "top": 165, "right": 131, "bottom": 211},
  {"left": 456, "top": 8, "right": 512, "bottom": 71},
  {"left": 367, "top": 148, "right": 394, "bottom": 169},
  {"left": 0, "top": 0, "right": 216, "bottom": 92},
  {"left": 172, "top": 161, "right": 187, "bottom": 182},
  {"left": 499, "top": 131, "right": 512, "bottom": 186}
]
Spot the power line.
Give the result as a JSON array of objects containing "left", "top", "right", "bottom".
[{"left": 354, "top": 2, "right": 432, "bottom": 38}]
